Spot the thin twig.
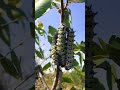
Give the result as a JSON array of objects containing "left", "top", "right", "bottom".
[{"left": 61, "top": 0, "right": 64, "bottom": 23}]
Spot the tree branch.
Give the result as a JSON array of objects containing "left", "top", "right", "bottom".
[
  {"left": 57, "top": 71, "right": 63, "bottom": 90},
  {"left": 61, "top": 0, "right": 64, "bottom": 23},
  {"left": 36, "top": 66, "right": 50, "bottom": 90},
  {"left": 51, "top": 66, "right": 62, "bottom": 90}
]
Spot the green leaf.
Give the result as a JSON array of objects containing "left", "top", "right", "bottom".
[
  {"left": 63, "top": 8, "right": 72, "bottom": 27},
  {"left": 48, "top": 26, "right": 57, "bottom": 36},
  {"left": 48, "top": 35, "right": 53, "bottom": 44},
  {"left": 74, "top": 42, "right": 85, "bottom": 54},
  {"left": 93, "top": 58, "right": 107, "bottom": 66},
  {"left": 80, "top": 51, "right": 85, "bottom": 60},
  {"left": 108, "top": 44, "right": 120, "bottom": 56},
  {"left": 92, "top": 55, "right": 109, "bottom": 60},
  {"left": 111, "top": 64, "right": 117, "bottom": 79},
  {"left": 111, "top": 64, "right": 116, "bottom": 87},
  {"left": 82, "top": 65, "right": 85, "bottom": 72},
  {"left": 35, "top": 0, "right": 52, "bottom": 19},
  {"left": 80, "top": 41, "right": 85, "bottom": 47},
  {"left": 92, "top": 42, "right": 105, "bottom": 55},
  {"left": 11, "top": 50, "right": 22, "bottom": 79},
  {"left": 74, "top": 49, "right": 79, "bottom": 54},
  {"left": 74, "top": 43, "right": 79, "bottom": 50},
  {"left": 35, "top": 34, "right": 39, "bottom": 45},
  {"left": 107, "top": 65, "right": 112, "bottom": 90},
  {"left": 35, "top": 49, "right": 44, "bottom": 59},
  {"left": 0, "top": 54, "right": 20, "bottom": 79},
  {"left": 62, "top": 77, "right": 73, "bottom": 83},
  {"left": 110, "top": 56, "right": 120, "bottom": 69},
  {"left": 109, "top": 35, "right": 120, "bottom": 49},
  {"left": 0, "top": 17, "right": 10, "bottom": 46},
  {"left": 96, "top": 61, "right": 109, "bottom": 70},
  {"left": 98, "top": 37, "right": 108, "bottom": 53},
  {"left": 73, "top": 59, "right": 79, "bottom": 66},
  {"left": 42, "top": 62, "right": 51, "bottom": 71},
  {"left": 112, "top": 75, "right": 116, "bottom": 87},
  {"left": 79, "top": 53, "right": 82, "bottom": 65},
  {"left": 39, "top": 47, "right": 44, "bottom": 59}
]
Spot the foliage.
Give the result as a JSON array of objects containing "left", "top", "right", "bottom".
[
  {"left": 35, "top": 0, "right": 53, "bottom": 19},
  {"left": 0, "top": 0, "right": 30, "bottom": 79},
  {"left": 92, "top": 35, "right": 120, "bottom": 89}
]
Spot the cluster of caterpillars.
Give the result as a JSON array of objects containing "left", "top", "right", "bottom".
[
  {"left": 85, "top": 5, "right": 98, "bottom": 89},
  {"left": 51, "top": 24, "right": 75, "bottom": 70}
]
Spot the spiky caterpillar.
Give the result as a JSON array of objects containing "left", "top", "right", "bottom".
[
  {"left": 51, "top": 24, "right": 67, "bottom": 67},
  {"left": 85, "top": 5, "right": 98, "bottom": 89},
  {"left": 56, "top": 25, "right": 67, "bottom": 67},
  {"left": 51, "top": 32, "right": 59, "bottom": 65},
  {"left": 51, "top": 25, "right": 75, "bottom": 70},
  {"left": 65, "top": 28, "right": 75, "bottom": 70}
]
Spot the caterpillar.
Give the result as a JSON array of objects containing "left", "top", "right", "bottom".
[
  {"left": 51, "top": 24, "right": 67, "bottom": 67},
  {"left": 50, "top": 25, "right": 75, "bottom": 70},
  {"left": 65, "top": 28, "right": 75, "bottom": 70},
  {"left": 56, "top": 24, "right": 67, "bottom": 67},
  {"left": 85, "top": 5, "right": 98, "bottom": 89},
  {"left": 51, "top": 32, "right": 59, "bottom": 65}
]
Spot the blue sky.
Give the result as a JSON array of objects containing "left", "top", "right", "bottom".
[{"left": 35, "top": 2, "right": 85, "bottom": 66}]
